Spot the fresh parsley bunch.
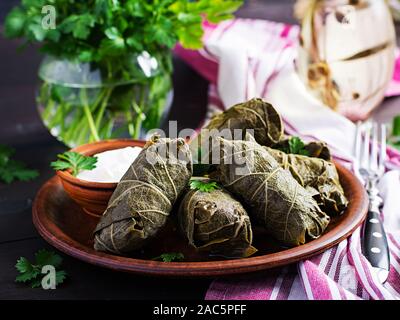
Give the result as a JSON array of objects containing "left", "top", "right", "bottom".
[
  {"left": 4, "top": 0, "right": 243, "bottom": 145},
  {"left": 4, "top": 0, "right": 243, "bottom": 64}
]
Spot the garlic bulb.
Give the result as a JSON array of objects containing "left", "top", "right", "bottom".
[{"left": 297, "top": 0, "right": 396, "bottom": 120}]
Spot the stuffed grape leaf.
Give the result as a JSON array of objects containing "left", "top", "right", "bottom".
[
  {"left": 192, "top": 98, "right": 284, "bottom": 161},
  {"left": 94, "top": 136, "right": 192, "bottom": 254},
  {"left": 266, "top": 147, "right": 348, "bottom": 216},
  {"left": 210, "top": 136, "right": 330, "bottom": 246},
  {"left": 179, "top": 185, "right": 257, "bottom": 258}
]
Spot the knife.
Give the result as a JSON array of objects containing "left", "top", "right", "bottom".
[{"left": 361, "top": 187, "right": 390, "bottom": 283}]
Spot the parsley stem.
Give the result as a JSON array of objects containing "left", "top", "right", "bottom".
[
  {"left": 132, "top": 103, "right": 142, "bottom": 139},
  {"left": 133, "top": 85, "right": 147, "bottom": 139},
  {"left": 126, "top": 110, "right": 135, "bottom": 137},
  {"left": 60, "top": 102, "right": 69, "bottom": 134},
  {"left": 80, "top": 88, "right": 100, "bottom": 142},
  {"left": 94, "top": 87, "right": 113, "bottom": 129}
]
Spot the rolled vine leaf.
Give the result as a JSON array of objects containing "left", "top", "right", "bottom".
[
  {"left": 192, "top": 98, "right": 284, "bottom": 163},
  {"left": 94, "top": 136, "right": 192, "bottom": 254},
  {"left": 178, "top": 186, "right": 257, "bottom": 258},
  {"left": 266, "top": 147, "right": 348, "bottom": 216},
  {"left": 206, "top": 98, "right": 283, "bottom": 145},
  {"left": 210, "top": 135, "right": 330, "bottom": 247}
]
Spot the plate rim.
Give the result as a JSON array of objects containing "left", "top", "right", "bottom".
[{"left": 32, "top": 161, "right": 368, "bottom": 277}]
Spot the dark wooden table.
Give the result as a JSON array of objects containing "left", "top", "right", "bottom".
[{"left": 0, "top": 0, "right": 399, "bottom": 300}]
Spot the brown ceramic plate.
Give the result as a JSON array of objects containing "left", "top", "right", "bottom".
[{"left": 32, "top": 161, "right": 368, "bottom": 277}]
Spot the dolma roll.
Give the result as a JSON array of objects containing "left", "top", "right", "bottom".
[
  {"left": 204, "top": 98, "right": 283, "bottom": 146},
  {"left": 192, "top": 98, "right": 284, "bottom": 162},
  {"left": 178, "top": 184, "right": 257, "bottom": 258},
  {"left": 210, "top": 136, "right": 330, "bottom": 247},
  {"left": 266, "top": 147, "right": 348, "bottom": 216},
  {"left": 94, "top": 136, "right": 192, "bottom": 254}
]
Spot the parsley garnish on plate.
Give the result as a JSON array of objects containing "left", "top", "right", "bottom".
[
  {"left": 0, "top": 144, "right": 39, "bottom": 184},
  {"left": 190, "top": 179, "right": 220, "bottom": 193},
  {"left": 51, "top": 151, "right": 97, "bottom": 177},
  {"left": 153, "top": 252, "right": 185, "bottom": 262},
  {"left": 15, "top": 249, "right": 67, "bottom": 289},
  {"left": 276, "top": 136, "right": 310, "bottom": 156}
]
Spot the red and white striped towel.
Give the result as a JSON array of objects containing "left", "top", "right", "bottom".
[{"left": 175, "top": 19, "right": 400, "bottom": 300}]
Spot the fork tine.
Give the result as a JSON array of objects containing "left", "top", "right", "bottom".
[
  {"left": 361, "top": 122, "right": 371, "bottom": 170},
  {"left": 379, "top": 124, "right": 386, "bottom": 173},
  {"left": 370, "top": 122, "right": 378, "bottom": 171}
]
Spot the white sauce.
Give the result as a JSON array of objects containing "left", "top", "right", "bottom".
[{"left": 77, "top": 146, "right": 142, "bottom": 183}]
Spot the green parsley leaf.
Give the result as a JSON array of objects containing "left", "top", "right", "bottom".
[
  {"left": 28, "top": 24, "right": 46, "bottom": 41},
  {"left": 104, "top": 27, "right": 121, "bottom": 40},
  {"left": 4, "top": 8, "right": 26, "bottom": 38},
  {"left": 15, "top": 257, "right": 35, "bottom": 274},
  {"left": 9, "top": 161, "right": 40, "bottom": 182},
  {"left": 288, "top": 137, "right": 309, "bottom": 155},
  {"left": 126, "top": 36, "right": 144, "bottom": 51},
  {"left": 15, "top": 269, "right": 40, "bottom": 283},
  {"left": 30, "top": 277, "right": 43, "bottom": 289},
  {"left": 176, "top": 24, "right": 203, "bottom": 49},
  {"left": 389, "top": 115, "right": 400, "bottom": 151},
  {"left": 205, "top": 0, "right": 243, "bottom": 24},
  {"left": 153, "top": 252, "right": 185, "bottom": 262},
  {"left": 60, "top": 14, "right": 95, "bottom": 40},
  {"left": 35, "top": 249, "right": 63, "bottom": 268},
  {"left": 390, "top": 142, "right": 400, "bottom": 151},
  {"left": 99, "top": 38, "right": 126, "bottom": 57},
  {"left": 190, "top": 179, "right": 220, "bottom": 193},
  {"left": 15, "top": 249, "right": 67, "bottom": 289},
  {"left": 0, "top": 144, "right": 14, "bottom": 166},
  {"left": 392, "top": 115, "right": 400, "bottom": 137},
  {"left": 50, "top": 151, "right": 97, "bottom": 177},
  {"left": 56, "top": 270, "right": 68, "bottom": 285},
  {"left": 177, "top": 12, "right": 202, "bottom": 24},
  {"left": 30, "top": 270, "right": 68, "bottom": 288},
  {"left": 0, "top": 144, "right": 39, "bottom": 184},
  {"left": 277, "top": 137, "right": 310, "bottom": 156},
  {"left": 149, "top": 17, "right": 177, "bottom": 49}
]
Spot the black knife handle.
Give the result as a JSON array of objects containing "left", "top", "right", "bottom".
[{"left": 362, "top": 209, "right": 390, "bottom": 272}]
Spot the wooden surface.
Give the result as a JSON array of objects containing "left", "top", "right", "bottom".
[
  {"left": 32, "top": 161, "right": 368, "bottom": 277},
  {"left": 0, "top": 0, "right": 399, "bottom": 299}
]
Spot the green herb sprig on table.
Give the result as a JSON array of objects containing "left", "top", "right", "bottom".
[
  {"left": 276, "top": 136, "right": 310, "bottom": 156},
  {"left": 153, "top": 252, "right": 185, "bottom": 262},
  {"left": 0, "top": 144, "right": 39, "bottom": 184},
  {"left": 51, "top": 151, "right": 97, "bottom": 177},
  {"left": 190, "top": 179, "right": 220, "bottom": 192},
  {"left": 389, "top": 115, "right": 400, "bottom": 151},
  {"left": 15, "top": 249, "right": 67, "bottom": 288}
]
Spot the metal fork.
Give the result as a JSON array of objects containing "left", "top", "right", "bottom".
[{"left": 354, "top": 122, "right": 390, "bottom": 283}]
